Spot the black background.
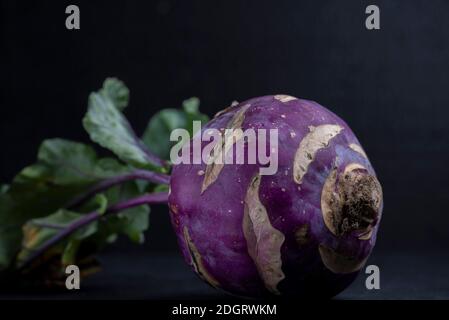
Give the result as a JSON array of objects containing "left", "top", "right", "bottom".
[{"left": 1, "top": 0, "right": 448, "bottom": 265}]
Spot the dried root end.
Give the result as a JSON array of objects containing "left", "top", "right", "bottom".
[{"left": 321, "top": 163, "right": 382, "bottom": 239}]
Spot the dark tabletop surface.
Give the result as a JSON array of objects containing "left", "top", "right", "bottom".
[{"left": 0, "top": 248, "right": 448, "bottom": 300}]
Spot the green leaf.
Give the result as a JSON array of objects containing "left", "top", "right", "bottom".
[
  {"left": 182, "top": 97, "right": 200, "bottom": 114},
  {"left": 142, "top": 97, "right": 209, "bottom": 160},
  {"left": 152, "top": 184, "right": 169, "bottom": 193},
  {"left": 13, "top": 180, "right": 151, "bottom": 270},
  {"left": 0, "top": 79, "right": 161, "bottom": 278},
  {"left": 31, "top": 139, "right": 128, "bottom": 185},
  {"left": 100, "top": 78, "right": 129, "bottom": 111},
  {"left": 142, "top": 109, "right": 187, "bottom": 160},
  {"left": 61, "top": 239, "right": 81, "bottom": 266},
  {"left": 0, "top": 185, "right": 9, "bottom": 194},
  {"left": 83, "top": 79, "right": 163, "bottom": 169},
  {"left": 93, "top": 194, "right": 108, "bottom": 215},
  {"left": 119, "top": 205, "right": 149, "bottom": 244},
  {"left": 17, "top": 209, "right": 99, "bottom": 266},
  {"left": 0, "top": 177, "right": 82, "bottom": 270},
  {"left": 97, "top": 181, "right": 150, "bottom": 245},
  {"left": 184, "top": 98, "right": 209, "bottom": 138},
  {"left": 0, "top": 139, "right": 128, "bottom": 270}
]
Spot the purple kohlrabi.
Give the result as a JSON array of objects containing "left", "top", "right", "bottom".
[{"left": 168, "top": 95, "right": 383, "bottom": 298}]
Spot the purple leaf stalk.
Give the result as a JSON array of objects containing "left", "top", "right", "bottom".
[{"left": 19, "top": 192, "right": 168, "bottom": 269}]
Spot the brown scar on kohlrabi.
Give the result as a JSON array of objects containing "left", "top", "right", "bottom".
[
  {"left": 183, "top": 227, "right": 220, "bottom": 288},
  {"left": 242, "top": 174, "right": 286, "bottom": 294},
  {"left": 201, "top": 104, "right": 251, "bottom": 193},
  {"left": 349, "top": 143, "right": 368, "bottom": 158},
  {"left": 321, "top": 163, "right": 382, "bottom": 240},
  {"left": 274, "top": 95, "right": 298, "bottom": 103},
  {"left": 319, "top": 244, "right": 368, "bottom": 274},
  {"left": 293, "top": 124, "right": 344, "bottom": 185}
]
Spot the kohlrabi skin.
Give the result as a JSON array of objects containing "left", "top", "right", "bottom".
[{"left": 169, "top": 95, "right": 383, "bottom": 298}]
